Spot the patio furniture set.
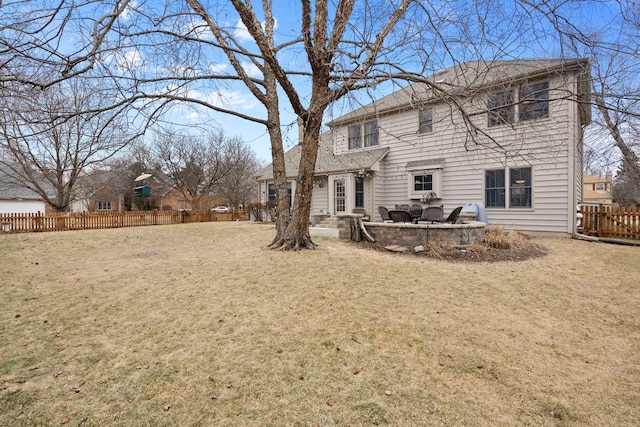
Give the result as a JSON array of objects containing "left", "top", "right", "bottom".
[{"left": 377, "top": 205, "right": 463, "bottom": 224}]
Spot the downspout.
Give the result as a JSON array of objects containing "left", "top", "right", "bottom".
[{"left": 570, "top": 74, "right": 581, "bottom": 238}]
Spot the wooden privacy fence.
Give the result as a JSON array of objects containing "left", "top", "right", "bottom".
[
  {"left": 580, "top": 205, "right": 640, "bottom": 240},
  {"left": 0, "top": 209, "right": 250, "bottom": 234}
]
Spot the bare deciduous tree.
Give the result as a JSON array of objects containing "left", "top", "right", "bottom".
[
  {"left": 0, "top": 79, "right": 141, "bottom": 212},
  {"left": 217, "top": 138, "right": 262, "bottom": 209},
  {"left": 154, "top": 130, "right": 235, "bottom": 210}
]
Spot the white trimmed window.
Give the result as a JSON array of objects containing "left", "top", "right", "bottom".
[
  {"left": 267, "top": 182, "right": 293, "bottom": 206},
  {"left": 363, "top": 121, "right": 379, "bottom": 147},
  {"left": 519, "top": 82, "right": 549, "bottom": 121},
  {"left": 348, "top": 120, "right": 378, "bottom": 149},
  {"left": 407, "top": 163, "right": 442, "bottom": 200},
  {"left": 98, "top": 200, "right": 111, "bottom": 211},
  {"left": 355, "top": 176, "right": 364, "bottom": 208},
  {"left": 334, "top": 179, "right": 346, "bottom": 213},
  {"left": 485, "top": 167, "right": 532, "bottom": 208},
  {"left": 348, "top": 124, "right": 362, "bottom": 149},
  {"left": 488, "top": 90, "right": 515, "bottom": 127},
  {"left": 418, "top": 108, "right": 433, "bottom": 134},
  {"left": 488, "top": 81, "right": 549, "bottom": 127}
]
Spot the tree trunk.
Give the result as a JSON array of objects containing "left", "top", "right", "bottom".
[
  {"left": 269, "top": 112, "right": 323, "bottom": 250},
  {"left": 266, "top": 120, "right": 291, "bottom": 247}
]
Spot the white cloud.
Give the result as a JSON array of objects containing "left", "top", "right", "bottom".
[
  {"left": 125, "top": 50, "right": 143, "bottom": 65},
  {"left": 161, "top": 85, "right": 259, "bottom": 112},
  {"left": 234, "top": 19, "right": 253, "bottom": 42},
  {"left": 118, "top": 1, "right": 138, "bottom": 22},
  {"left": 233, "top": 17, "right": 278, "bottom": 42},
  {"left": 206, "top": 89, "right": 259, "bottom": 110},
  {"left": 209, "top": 63, "right": 229, "bottom": 74},
  {"left": 241, "top": 61, "right": 262, "bottom": 78},
  {"left": 111, "top": 49, "right": 144, "bottom": 72}
]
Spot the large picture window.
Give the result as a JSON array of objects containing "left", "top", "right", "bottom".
[
  {"left": 348, "top": 120, "right": 378, "bottom": 149},
  {"left": 485, "top": 167, "right": 532, "bottom": 208}
]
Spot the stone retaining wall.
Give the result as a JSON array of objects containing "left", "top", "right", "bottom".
[{"left": 337, "top": 214, "right": 485, "bottom": 247}]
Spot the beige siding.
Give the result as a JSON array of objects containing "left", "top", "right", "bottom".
[
  {"left": 334, "top": 75, "right": 582, "bottom": 233},
  {"left": 311, "top": 180, "right": 329, "bottom": 214}
]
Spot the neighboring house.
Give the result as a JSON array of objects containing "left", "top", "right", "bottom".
[
  {"left": 256, "top": 58, "right": 592, "bottom": 235},
  {"left": 582, "top": 174, "right": 613, "bottom": 205},
  {"left": 0, "top": 185, "right": 50, "bottom": 214},
  {"left": 0, "top": 167, "right": 54, "bottom": 214},
  {"left": 72, "top": 168, "right": 191, "bottom": 212}
]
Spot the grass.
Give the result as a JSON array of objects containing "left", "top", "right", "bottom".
[{"left": 1, "top": 222, "right": 639, "bottom": 426}]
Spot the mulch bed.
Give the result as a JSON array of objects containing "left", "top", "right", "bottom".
[{"left": 355, "top": 238, "right": 548, "bottom": 263}]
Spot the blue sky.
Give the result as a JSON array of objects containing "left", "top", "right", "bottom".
[{"left": 1, "top": 0, "right": 629, "bottom": 164}]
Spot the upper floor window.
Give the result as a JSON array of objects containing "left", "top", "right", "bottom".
[
  {"left": 418, "top": 108, "right": 433, "bottom": 134},
  {"left": 519, "top": 82, "right": 549, "bottom": 121},
  {"left": 488, "top": 90, "right": 515, "bottom": 127},
  {"left": 363, "top": 121, "right": 379, "bottom": 147},
  {"left": 348, "top": 120, "right": 378, "bottom": 149},
  {"left": 488, "top": 81, "right": 549, "bottom": 127},
  {"left": 348, "top": 124, "right": 362, "bottom": 149}
]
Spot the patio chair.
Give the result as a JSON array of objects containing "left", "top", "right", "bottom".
[
  {"left": 378, "top": 206, "right": 392, "bottom": 223},
  {"left": 443, "top": 206, "right": 463, "bottom": 224},
  {"left": 420, "top": 205, "right": 443, "bottom": 223},
  {"left": 389, "top": 210, "right": 413, "bottom": 223},
  {"left": 410, "top": 204, "right": 423, "bottom": 219}
]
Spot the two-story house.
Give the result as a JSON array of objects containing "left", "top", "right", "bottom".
[
  {"left": 256, "top": 58, "right": 591, "bottom": 235},
  {"left": 582, "top": 174, "right": 613, "bottom": 205}
]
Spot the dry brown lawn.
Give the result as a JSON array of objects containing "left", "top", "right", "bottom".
[{"left": 1, "top": 222, "right": 639, "bottom": 426}]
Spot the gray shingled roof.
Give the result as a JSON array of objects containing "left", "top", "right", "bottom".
[
  {"left": 255, "top": 135, "right": 389, "bottom": 181},
  {"left": 0, "top": 167, "right": 53, "bottom": 200},
  {"left": 328, "top": 58, "right": 590, "bottom": 126}
]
